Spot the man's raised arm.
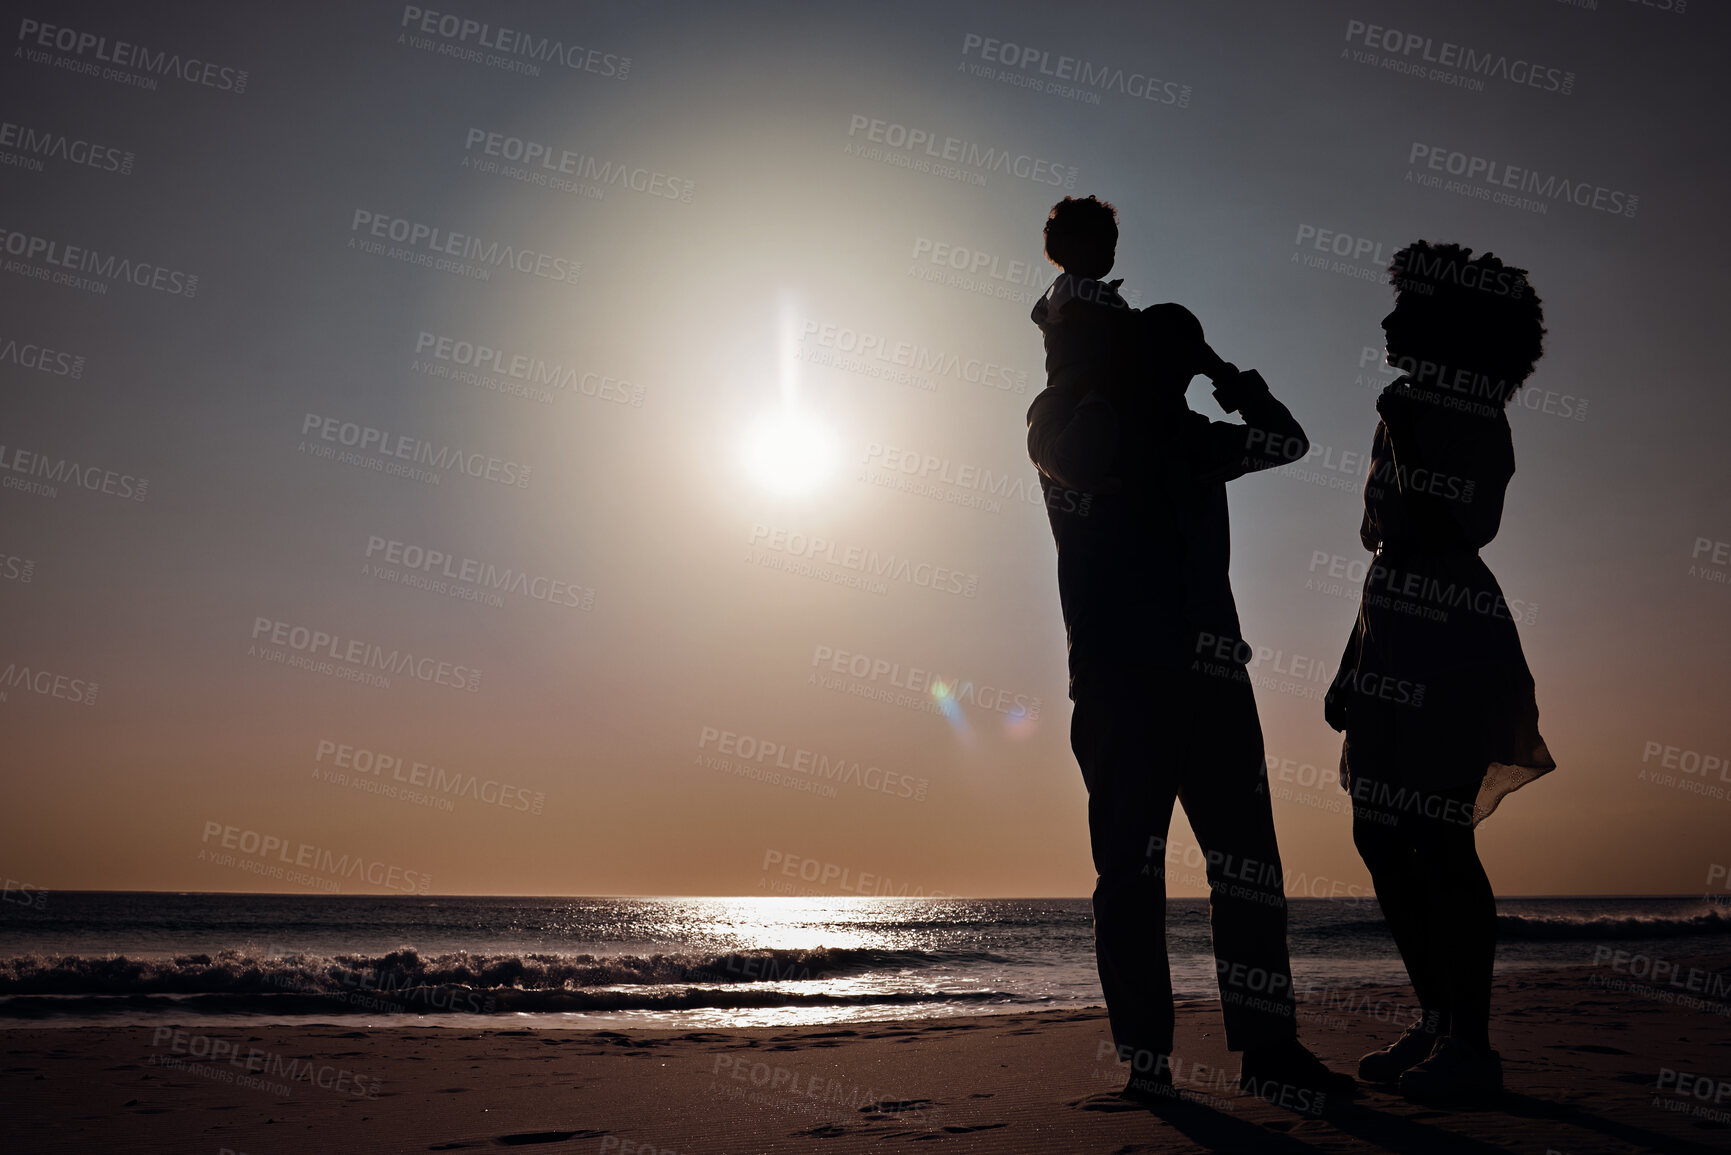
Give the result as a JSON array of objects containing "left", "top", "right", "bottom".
[{"left": 1183, "top": 369, "right": 1310, "bottom": 484}]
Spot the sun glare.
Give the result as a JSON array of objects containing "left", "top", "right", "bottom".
[{"left": 742, "top": 409, "right": 838, "bottom": 496}]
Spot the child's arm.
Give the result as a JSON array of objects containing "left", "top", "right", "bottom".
[{"left": 1137, "top": 304, "right": 1252, "bottom": 410}]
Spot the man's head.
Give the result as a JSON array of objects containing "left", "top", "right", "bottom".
[
  {"left": 1043, "top": 195, "right": 1118, "bottom": 280},
  {"left": 1383, "top": 241, "right": 1546, "bottom": 403}
]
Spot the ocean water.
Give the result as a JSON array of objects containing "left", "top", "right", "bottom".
[{"left": 0, "top": 893, "right": 1725, "bottom": 1030}]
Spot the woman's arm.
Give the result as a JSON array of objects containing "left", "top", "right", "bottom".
[{"left": 1374, "top": 384, "right": 1511, "bottom": 550}]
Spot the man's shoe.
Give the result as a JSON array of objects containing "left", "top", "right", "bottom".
[
  {"left": 1397, "top": 1037, "right": 1503, "bottom": 1106},
  {"left": 1239, "top": 1039, "right": 1357, "bottom": 1110},
  {"left": 1357, "top": 1019, "right": 1441, "bottom": 1083}
]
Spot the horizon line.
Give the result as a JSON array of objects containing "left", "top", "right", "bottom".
[{"left": 18, "top": 889, "right": 1722, "bottom": 901}]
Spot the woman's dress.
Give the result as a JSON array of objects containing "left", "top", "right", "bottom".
[{"left": 1326, "top": 378, "right": 1554, "bottom": 825}]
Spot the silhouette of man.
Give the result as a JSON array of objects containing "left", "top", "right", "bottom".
[{"left": 1026, "top": 195, "right": 1353, "bottom": 1106}]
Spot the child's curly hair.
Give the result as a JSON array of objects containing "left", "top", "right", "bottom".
[{"left": 1043, "top": 195, "right": 1118, "bottom": 271}]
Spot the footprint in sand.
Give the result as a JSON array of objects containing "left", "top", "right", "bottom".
[
  {"left": 1545, "top": 1043, "right": 1632, "bottom": 1055},
  {"left": 429, "top": 1128, "right": 609, "bottom": 1149}
]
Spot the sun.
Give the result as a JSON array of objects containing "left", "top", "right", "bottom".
[{"left": 741, "top": 409, "right": 839, "bottom": 496}]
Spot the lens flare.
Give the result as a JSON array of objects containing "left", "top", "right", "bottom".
[
  {"left": 930, "top": 680, "right": 970, "bottom": 737},
  {"left": 1004, "top": 703, "right": 1039, "bottom": 741}
]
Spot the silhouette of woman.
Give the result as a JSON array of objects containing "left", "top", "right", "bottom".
[{"left": 1324, "top": 241, "right": 1554, "bottom": 1106}]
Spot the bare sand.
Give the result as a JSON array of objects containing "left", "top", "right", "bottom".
[{"left": 6, "top": 957, "right": 1729, "bottom": 1154}]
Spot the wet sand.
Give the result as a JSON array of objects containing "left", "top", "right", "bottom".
[{"left": 6, "top": 955, "right": 1729, "bottom": 1153}]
